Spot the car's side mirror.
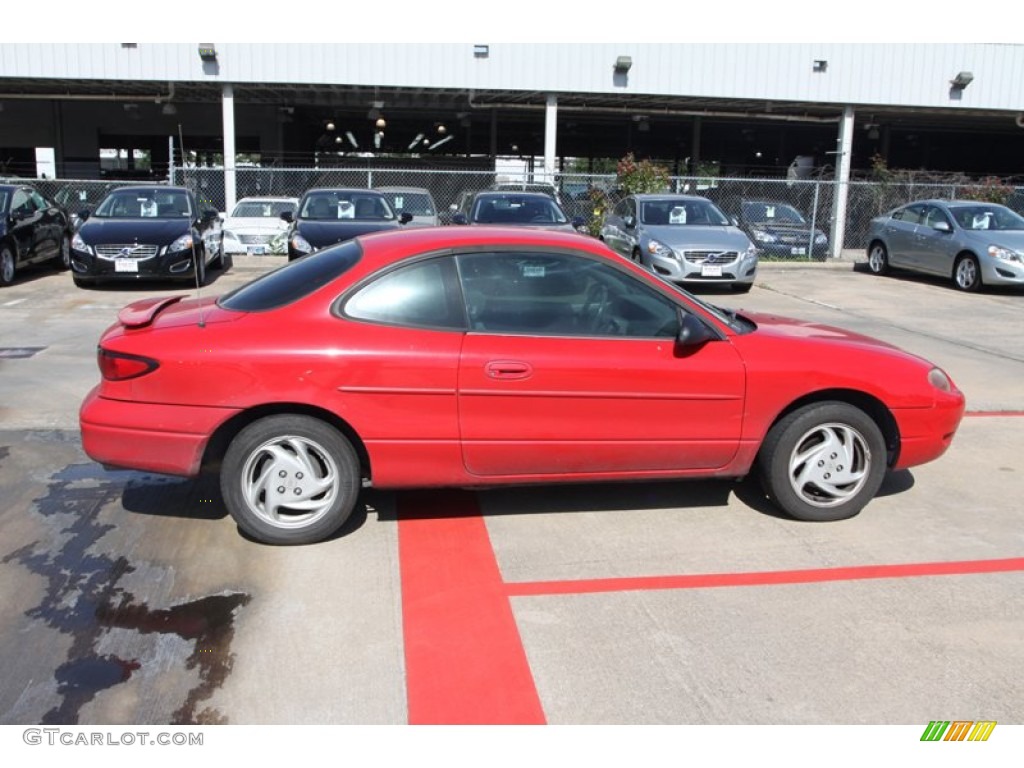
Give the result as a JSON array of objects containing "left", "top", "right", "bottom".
[
  {"left": 399, "top": 212, "right": 413, "bottom": 225},
  {"left": 571, "top": 216, "right": 585, "bottom": 229},
  {"left": 202, "top": 208, "right": 219, "bottom": 222},
  {"left": 280, "top": 211, "right": 294, "bottom": 223},
  {"left": 675, "top": 312, "right": 717, "bottom": 348},
  {"left": 623, "top": 215, "right": 636, "bottom": 229},
  {"left": 932, "top": 220, "right": 952, "bottom": 233},
  {"left": 731, "top": 216, "right": 740, "bottom": 227},
  {"left": 452, "top": 213, "right": 468, "bottom": 226},
  {"left": 78, "top": 208, "right": 92, "bottom": 223},
  {"left": 449, "top": 203, "right": 458, "bottom": 212}
]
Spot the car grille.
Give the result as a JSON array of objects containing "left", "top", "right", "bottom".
[
  {"left": 682, "top": 250, "right": 738, "bottom": 264},
  {"left": 239, "top": 234, "right": 274, "bottom": 245},
  {"left": 95, "top": 244, "right": 160, "bottom": 260}
]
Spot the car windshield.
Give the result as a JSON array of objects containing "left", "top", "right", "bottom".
[
  {"left": 94, "top": 189, "right": 192, "bottom": 219},
  {"left": 380, "top": 192, "right": 435, "bottom": 216},
  {"left": 948, "top": 204, "right": 1024, "bottom": 231},
  {"left": 741, "top": 202, "right": 806, "bottom": 225},
  {"left": 300, "top": 192, "right": 395, "bottom": 221},
  {"left": 231, "top": 200, "right": 297, "bottom": 218},
  {"left": 471, "top": 195, "right": 568, "bottom": 224},
  {"left": 640, "top": 199, "right": 730, "bottom": 226}
]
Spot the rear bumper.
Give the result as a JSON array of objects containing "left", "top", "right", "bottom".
[{"left": 79, "top": 387, "right": 240, "bottom": 476}]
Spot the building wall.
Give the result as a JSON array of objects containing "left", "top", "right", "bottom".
[{"left": 2, "top": 43, "right": 1023, "bottom": 112}]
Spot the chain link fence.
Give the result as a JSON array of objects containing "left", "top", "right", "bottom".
[{"left": 10, "top": 170, "right": 1022, "bottom": 260}]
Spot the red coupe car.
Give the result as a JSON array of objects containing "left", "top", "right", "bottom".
[{"left": 80, "top": 227, "right": 965, "bottom": 545}]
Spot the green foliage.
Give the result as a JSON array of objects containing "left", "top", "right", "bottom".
[
  {"left": 959, "top": 176, "right": 1014, "bottom": 205},
  {"left": 616, "top": 152, "right": 670, "bottom": 195}
]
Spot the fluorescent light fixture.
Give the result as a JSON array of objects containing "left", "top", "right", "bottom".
[
  {"left": 428, "top": 135, "right": 454, "bottom": 151},
  {"left": 408, "top": 133, "right": 425, "bottom": 150},
  {"left": 345, "top": 131, "right": 359, "bottom": 149}
]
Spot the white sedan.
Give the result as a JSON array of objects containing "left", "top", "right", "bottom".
[{"left": 221, "top": 197, "right": 298, "bottom": 255}]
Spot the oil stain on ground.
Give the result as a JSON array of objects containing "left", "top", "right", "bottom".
[{"left": 2, "top": 459, "right": 250, "bottom": 724}]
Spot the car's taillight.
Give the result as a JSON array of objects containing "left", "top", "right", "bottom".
[{"left": 98, "top": 348, "right": 159, "bottom": 381}]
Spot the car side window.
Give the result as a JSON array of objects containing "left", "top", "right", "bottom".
[
  {"left": 894, "top": 204, "right": 926, "bottom": 225},
  {"left": 613, "top": 200, "right": 630, "bottom": 217},
  {"left": 457, "top": 251, "right": 681, "bottom": 338},
  {"left": 344, "top": 257, "right": 465, "bottom": 330},
  {"left": 29, "top": 191, "right": 49, "bottom": 210},
  {"left": 11, "top": 189, "right": 34, "bottom": 216},
  {"left": 922, "top": 206, "right": 951, "bottom": 229}
]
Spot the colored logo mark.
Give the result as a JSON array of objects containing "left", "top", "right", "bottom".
[{"left": 921, "top": 721, "right": 996, "bottom": 742}]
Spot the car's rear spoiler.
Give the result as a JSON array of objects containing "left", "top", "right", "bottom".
[{"left": 118, "top": 296, "right": 185, "bottom": 329}]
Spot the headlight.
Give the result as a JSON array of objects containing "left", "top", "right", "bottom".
[
  {"left": 814, "top": 233, "right": 828, "bottom": 245},
  {"left": 751, "top": 229, "right": 777, "bottom": 243},
  {"left": 646, "top": 239, "right": 673, "bottom": 258},
  {"left": 71, "top": 232, "right": 88, "bottom": 251},
  {"left": 743, "top": 244, "right": 758, "bottom": 261},
  {"left": 928, "top": 368, "right": 953, "bottom": 392},
  {"left": 291, "top": 233, "right": 313, "bottom": 254},
  {"left": 222, "top": 229, "right": 240, "bottom": 243},
  {"left": 988, "top": 245, "right": 1022, "bottom": 263},
  {"left": 168, "top": 233, "right": 195, "bottom": 253}
]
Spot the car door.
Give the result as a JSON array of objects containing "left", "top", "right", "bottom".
[
  {"left": 914, "top": 204, "right": 956, "bottom": 276},
  {"left": 29, "top": 189, "right": 62, "bottom": 261},
  {"left": 8, "top": 189, "right": 40, "bottom": 265},
  {"left": 885, "top": 204, "right": 926, "bottom": 269},
  {"left": 456, "top": 249, "right": 746, "bottom": 477}
]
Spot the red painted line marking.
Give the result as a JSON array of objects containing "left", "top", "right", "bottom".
[
  {"left": 505, "top": 557, "right": 1024, "bottom": 597},
  {"left": 964, "top": 410, "right": 1024, "bottom": 418},
  {"left": 398, "top": 490, "right": 545, "bottom": 725}
]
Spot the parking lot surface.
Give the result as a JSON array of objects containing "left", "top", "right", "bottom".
[{"left": 0, "top": 256, "right": 1021, "bottom": 725}]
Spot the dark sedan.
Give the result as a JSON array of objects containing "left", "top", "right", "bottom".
[
  {"left": 70, "top": 186, "right": 223, "bottom": 287},
  {"left": 451, "top": 191, "right": 584, "bottom": 232},
  {"left": 0, "top": 184, "right": 71, "bottom": 287},
  {"left": 284, "top": 188, "right": 411, "bottom": 261},
  {"left": 733, "top": 200, "right": 829, "bottom": 260}
]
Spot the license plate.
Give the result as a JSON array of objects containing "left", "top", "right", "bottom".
[
  {"left": 247, "top": 245, "right": 266, "bottom": 255},
  {"left": 701, "top": 265, "right": 723, "bottom": 277},
  {"left": 114, "top": 259, "right": 139, "bottom": 273},
  {"left": 790, "top": 247, "right": 807, "bottom": 255}
]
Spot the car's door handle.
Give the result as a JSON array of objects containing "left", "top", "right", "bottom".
[{"left": 485, "top": 361, "right": 533, "bottom": 380}]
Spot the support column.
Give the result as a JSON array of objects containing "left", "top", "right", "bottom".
[
  {"left": 222, "top": 84, "right": 237, "bottom": 213},
  {"left": 542, "top": 95, "right": 557, "bottom": 182},
  {"left": 830, "top": 106, "right": 855, "bottom": 259}
]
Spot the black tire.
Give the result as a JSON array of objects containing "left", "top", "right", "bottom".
[
  {"left": 56, "top": 235, "right": 71, "bottom": 271},
  {"left": 732, "top": 282, "right": 753, "bottom": 293},
  {"left": 867, "top": 242, "right": 889, "bottom": 275},
  {"left": 194, "top": 248, "right": 207, "bottom": 286},
  {"left": 953, "top": 255, "right": 982, "bottom": 292},
  {"left": 631, "top": 247, "right": 643, "bottom": 265},
  {"left": 220, "top": 415, "right": 361, "bottom": 545},
  {"left": 0, "top": 246, "right": 15, "bottom": 286},
  {"left": 758, "top": 401, "right": 887, "bottom": 522}
]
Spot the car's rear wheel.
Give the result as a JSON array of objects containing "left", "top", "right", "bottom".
[
  {"left": 953, "top": 255, "right": 981, "bottom": 292},
  {"left": 221, "top": 415, "right": 361, "bottom": 545},
  {"left": 758, "top": 402, "right": 887, "bottom": 522},
  {"left": 867, "top": 243, "right": 889, "bottom": 275},
  {"left": 0, "top": 246, "right": 15, "bottom": 286}
]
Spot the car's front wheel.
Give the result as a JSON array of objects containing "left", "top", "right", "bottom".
[
  {"left": 0, "top": 246, "right": 15, "bottom": 286},
  {"left": 56, "top": 235, "right": 71, "bottom": 271},
  {"left": 953, "top": 254, "right": 981, "bottom": 292},
  {"left": 758, "top": 402, "right": 887, "bottom": 522},
  {"left": 867, "top": 243, "right": 889, "bottom": 275},
  {"left": 221, "top": 415, "right": 361, "bottom": 545}
]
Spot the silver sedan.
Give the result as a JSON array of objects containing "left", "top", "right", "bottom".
[
  {"left": 866, "top": 200, "right": 1024, "bottom": 291},
  {"left": 600, "top": 194, "right": 757, "bottom": 292}
]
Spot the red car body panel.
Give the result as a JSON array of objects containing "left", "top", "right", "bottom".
[{"left": 79, "top": 226, "right": 965, "bottom": 494}]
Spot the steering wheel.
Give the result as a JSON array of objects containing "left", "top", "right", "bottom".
[{"left": 580, "top": 282, "right": 610, "bottom": 331}]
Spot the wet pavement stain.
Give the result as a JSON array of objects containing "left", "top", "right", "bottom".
[{"left": 2, "top": 460, "right": 250, "bottom": 725}]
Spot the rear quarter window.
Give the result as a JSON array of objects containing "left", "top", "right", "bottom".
[{"left": 218, "top": 241, "right": 361, "bottom": 311}]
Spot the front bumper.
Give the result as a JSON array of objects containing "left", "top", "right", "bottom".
[
  {"left": 646, "top": 250, "right": 758, "bottom": 286},
  {"left": 890, "top": 389, "right": 966, "bottom": 470},
  {"left": 980, "top": 254, "right": 1024, "bottom": 286},
  {"left": 71, "top": 245, "right": 202, "bottom": 281}
]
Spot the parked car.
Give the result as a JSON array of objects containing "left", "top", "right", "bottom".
[
  {"left": 866, "top": 199, "right": 1024, "bottom": 291},
  {"left": 601, "top": 194, "right": 758, "bottom": 291},
  {"left": 80, "top": 226, "right": 964, "bottom": 545},
  {"left": 70, "top": 186, "right": 223, "bottom": 287},
  {"left": 284, "top": 188, "right": 412, "bottom": 261},
  {"left": 52, "top": 183, "right": 115, "bottom": 230},
  {"left": 376, "top": 187, "right": 439, "bottom": 227},
  {"left": 489, "top": 181, "right": 564, "bottom": 207},
  {"left": 221, "top": 197, "right": 297, "bottom": 256},
  {"left": 730, "top": 200, "right": 829, "bottom": 260},
  {"left": 451, "top": 191, "right": 584, "bottom": 232},
  {"left": 0, "top": 184, "right": 71, "bottom": 286}
]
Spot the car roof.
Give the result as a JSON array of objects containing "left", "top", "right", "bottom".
[
  {"left": 353, "top": 225, "right": 603, "bottom": 269},
  {"left": 473, "top": 191, "right": 559, "bottom": 201},
  {"left": 632, "top": 193, "right": 709, "bottom": 201},
  {"left": 303, "top": 187, "right": 385, "bottom": 196},
  {"left": 235, "top": 196, "right": 298, "bottom": 203},
  {"left": 376, "top": 186, "right": 433, "bottom": 195}
]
